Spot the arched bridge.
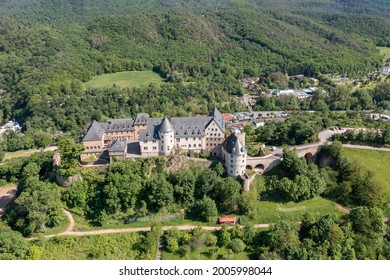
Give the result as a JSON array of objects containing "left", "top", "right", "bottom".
[{"left": 246, "top": 144, "right": 322, "bottom": 173}]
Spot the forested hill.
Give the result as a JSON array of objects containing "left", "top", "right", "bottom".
[
  {"left": 0, "top": 0, "right": 389, "bottom": 135},
  {"left": 1, "top": 0, "right": 390, "bottom": 22}
]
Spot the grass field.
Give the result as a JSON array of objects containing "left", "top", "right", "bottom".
[
  {"left": 377, "top": 46, "right": 390, "bottom": 63},
  {"left": 40, "top": 232, "right": 143, "bottom": 260},
  {"left": 4, "top": 149, "right": 41, "bottom": 160},
  {"left": 344, "top": 148, "right": 390, "bottom": 196},
  {"left": 253, "top": 197, "right": 343, "bottom": 224},
  {"left": 85, "top": 71, "right": 166, "bottom": 89}
]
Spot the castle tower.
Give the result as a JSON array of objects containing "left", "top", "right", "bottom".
[
  {"left": 158, "top": 117, "right": 174, "bottom": 155},
  {"left": 222, "top": 133, "right": 247, "bottom": 178}
]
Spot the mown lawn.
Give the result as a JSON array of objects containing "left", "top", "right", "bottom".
[
  {"left": 4, "top": 149, "right": 41, "bottom": 160},
  {"left": 344, "top": 148, "right": 390, "bottom": 196},
  {"left": 253, "top": 197, "right": 343, "bottom": 224},
  {"left": 85, "top": 71, "right": 166, "bottom": 89}
]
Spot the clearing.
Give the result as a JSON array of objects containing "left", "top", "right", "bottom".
[
  {"left": 85, "top": 71, "right": 166, "bottom": 89},
  {"left": 377, "top": 46, "right": 390, "bottom": 64},
  {"left": 254, "top": 197, "right": 343, "bottom": 223},
  {"left": 0, "top": 184, "right": 17, "bottom": 215},
  {"left": 3, "top": 146, "right": 57, "bottom": 161},
  {"left": 344, "top": 147, "right": 390, "bottom": 196}
]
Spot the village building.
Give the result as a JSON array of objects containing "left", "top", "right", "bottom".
[
  {"left": 381, "top": 66, "right": 390, "bottom": 75},
  {"left": 217, "top": 216, "right": 238, "bottom": 225}
]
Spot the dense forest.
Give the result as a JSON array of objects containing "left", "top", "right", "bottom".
[{"left": 0, "top": 0, "right": 389, "bottom": 137}]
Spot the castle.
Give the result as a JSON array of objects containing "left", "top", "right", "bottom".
[{"left": 81, "top": 108, "right": 247, "bottom": 178}]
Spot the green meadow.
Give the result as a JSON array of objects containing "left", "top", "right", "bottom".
[
  {"left": 85, "top": 71, "right": 166, "bottom": 89},
  {"left": 344, "top": 148, "right": 390, "bottom": 196},
  {"left": 377, "top": 46, "right": 390, "bottom": 64}
]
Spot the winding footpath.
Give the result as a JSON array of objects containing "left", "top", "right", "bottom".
[{"left": 28, "top": 209, "right": 271, "bottom": 240}]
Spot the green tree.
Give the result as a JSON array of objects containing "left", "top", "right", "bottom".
[
  {"left": 0, "top": 146, "right": 5, "bottom": 162},
  {"left": 56, "top": 136, "right": 84, "bottom": 174},
  {"left": 230, "top": 238, "right": 246, "bottom": 253},
  {"left": 0, "top": 223, "right": 29, "bottom": 260},
  {"left": 7, "top": 181, "right": 64, "bottom": 235},
  {"left": 146, "top": 173, "right": 174, "bottom": 212},
  {"left": 190, "top": 196, "right": 218, "bottom": 222}
]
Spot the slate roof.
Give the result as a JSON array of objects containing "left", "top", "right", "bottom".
[
  {"left": 103, "top": 118, "right": 135, "bottom": 132},
  {"left": 159, "top": 117, "right": 175, "bottom": 133},
  {"left": 139, "top": 118, "right": 164, "bottom": 141},
  {"left": 208, "top": 107, "right": 225, "bottom": 131},
  {"left": 108, "top": 140, "right": 127, "bottom": 153},
  {"left": 134, "top": 113, "right": 150, "bottom": 126},
  {"left": 85, "top": 108, "right": 225, "bottom": 143},
  {"left": 222, "top": 133, "right": 247, "bottom": 156},
  {"left": 170, "top": 117, "right": 207, "bottom": 138},
  {"left": 83, "top": 121, "right": 104, "bottom": 141}
]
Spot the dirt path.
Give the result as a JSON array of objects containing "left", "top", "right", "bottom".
[
  {"left": 39, "top": 215, "right": 271, "bottom": 239},
  {"left": 156, "top": 236, "right": 163, "bottom": 260},
  {"left": 335, "top": 204, "right": 351, "bottom": 214},
  {"left": 0, "top": 184, "right": 17, "bottom": 215}
]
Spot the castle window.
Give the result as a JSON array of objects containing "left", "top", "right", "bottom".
[
  {"left": 152, "top": 140, "right": 157, "bottom": 143},
  {"left": 153, "top": 147, "right": 157, "bottom": 150},
  {"left": 143, "top": 147, "right": 148, "bottom": 150},
  {"left": 189, "top": 144, "right": 192, "bottom": 148}
]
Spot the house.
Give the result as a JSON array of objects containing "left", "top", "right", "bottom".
[
  {"left": 310, "top": 78, "right": 319, "bottom": 86},
  {"left": 240, "top": 77, "right": 260, "bottom": 88},
  {"left": 218, "top": 216, "right": 238, "bottom": 225},
  {"left": 0, "top": 120, "right": 22, "bottom": 135},
  {"left": 222, "top": 113, "right": 236, "bottom": 123},
  {"left": 381, "top": 66, "right": 390, "bottom": 75},
  {"left": 252, "top": 119, "right": 265, "bottom": 128}
]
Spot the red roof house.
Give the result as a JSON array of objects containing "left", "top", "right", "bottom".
[{"left": 218, "top": 216, "right": 237, "bottom": 225}]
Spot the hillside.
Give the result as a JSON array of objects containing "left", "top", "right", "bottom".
[{"left": 0, "top": 0, "right": 389, "bottom": 135}]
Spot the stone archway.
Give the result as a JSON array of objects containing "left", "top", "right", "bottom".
[
  {"left": 246, "top": 165, "right": 253, "bottom": 170},
  {"left": 305, "top": 152, "right": 313, "bottom": 164},
  {"left": 254, "top": 164, "right": 265, "bottom": 174}
]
